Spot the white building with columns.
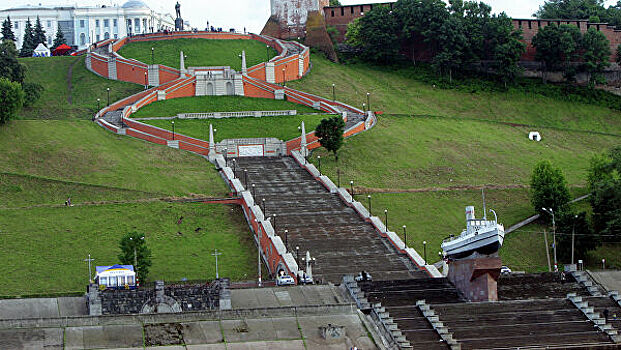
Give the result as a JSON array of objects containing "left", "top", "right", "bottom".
[{"left": 0, "top": 0, "right": 180, "bottom": 50}]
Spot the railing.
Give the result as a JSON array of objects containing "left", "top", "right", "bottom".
[{"left": 132, "top": 110, "right": 298, "bottom": 120}]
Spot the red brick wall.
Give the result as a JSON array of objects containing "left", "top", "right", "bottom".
[
  {"left": 243, "top": 80, "right": 276, "bottom": 99},
  {"left": 323, "top": 3, "right": 621, "bottom": 62},
  {"left": 165, "top": 78, "right": 195, "bottom": 99},
  {"left": 323, "top": 3, "right": 394, "bottom": 42},
  {"left": 116, "top": 59, "right": 148, "bottom": 85},
  {"left": 159, "top": 67, "right": 180, "bottom": 84},
  {"left": 274, "top": 56, "right": 302, "bottom": 82},
  {"left": 513, "top": 19, "right": 621, "bottom": 62},
  {"left": 91, "top": 54, "right": 109, "bottom": 77}
]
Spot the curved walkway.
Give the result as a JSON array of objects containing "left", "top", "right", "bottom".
[{"left": 84, "top": 32, "right": 438, "bottom": 283}]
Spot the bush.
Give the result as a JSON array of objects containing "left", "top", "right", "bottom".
[
  {"left": 0, "top": 77, "right": 25, "bottom": 124},
  {"left": 21, "top": 82, "right": 43, "bottom": 107}
]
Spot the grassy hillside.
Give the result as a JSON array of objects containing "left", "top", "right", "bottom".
[
  {"left": 287, "top": 55, "right": 621, "bottom": 135},
  {"left": 19, "top": 56, "right": 143, "bottom": 119},
  {"left": 130, "top": 95, "right": 318, "bottom": 118},
  {"left": 143, "top": 114, "right": 331, "bottom": 142},
  {"left": 0, "top": 120, "right": 255, "bottom": 296},
  {"left": 117, "top": 38, "right": 278, "bottom": 71},
  {"left": 0, "top": 203, "right": 258, "bottom": 296},
  {"left": 311, "top": 115, "right": 619, "bottom": 189},
  {"left": 0, "top": 121, "right": 227, "bottom": 202}
]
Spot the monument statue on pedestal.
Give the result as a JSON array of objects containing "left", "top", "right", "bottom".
[{"left": 174, "top": 2, "right": 184, "bottom": 31}]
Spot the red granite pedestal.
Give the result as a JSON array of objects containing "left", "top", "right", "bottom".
[{"left": 447, "top": 256, "right": 502, "bottom": 302}]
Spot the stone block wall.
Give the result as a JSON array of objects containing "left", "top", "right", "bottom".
[{"left": 88, "top": 279, "right": 227, "bottom": 315}]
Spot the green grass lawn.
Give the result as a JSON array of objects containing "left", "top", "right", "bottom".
[
  {"left": 130, "top": 95, "right": 318, "bottom": 119},
  {"left": 0, "top": 120, "right": 227, "bottom": 201},
  {"left": 0, "top": 202, "right": 258, "bottom": 296},
  {"left": 19, "top": 56, "right": 143, "bottom": 119},
  {"left": 310, "top": 115, "right": 620, "bottom": 190},
  {"left": 287, "top": 55, "right": 621, "bottom": 135},
  {"left": 143, "top": 114, "right": 330, "bottom": 141},
  {"left": 117, "top": 38, "right": 278, "bottom": 71}
]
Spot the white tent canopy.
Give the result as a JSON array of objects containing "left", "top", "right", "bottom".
[{"left": 33, "top": 43, "right": 50, "bottom": 57}]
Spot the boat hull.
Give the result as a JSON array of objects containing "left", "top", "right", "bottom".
[{"left": 442, "top": 227, "right": 504, "bottom": 260}]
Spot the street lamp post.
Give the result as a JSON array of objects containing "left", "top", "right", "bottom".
[
  {"left": 284, "top": 229, "right": 289, "bottom": 251},
  {"left": 252, "top": 184, "right": 256, "bottom": 197},
  {"left": 403, "top": 225, "right": 407, "bottom": 248},
  {"left": 366, "top": 92, "right": 370, "bottom": 111},
  {"left": 212, "top": 249, "right": 222, "bottom": 279},
  {"left": 317, "top": 156, "right": 321, "bottom": 175},
  {"left": 129, "top": 236, "right": 144, "bottom": 276},
  {"left": 171, "top": 120, "right": 175, "bottom": 140},
  {"left": 384, "top": 209, "right": 388, "bottom": 232},
  {"left": 337, "top": 169, "right": 341, "bottom": 187},
  {"left": 272, "top": 214, "right": 276, "bottom": 232},
  {"left": 332, "top": 83, "right": 335, "bottom": 101},
  {"left": 296, "top": 246, "right": 300, "bottom": 267},
  {"left": 256, "top": 219, "right": 262, "bottom": 286},
  {"left": 106, "top": 87, "right": 110, "bottom": 105},
  {"left": 262, "top": 198, "right": 266, "bottom": 215},
  {"left": 572, "top": 214, "right": 578, "bottom": 265},
  {"left": 423, "top": 241, "right": 427, "bottom": 265},
  {"left": 266, "top": 44, "right": 269, "bottom": 62},
  {"left": 542, "top": 208, "right": 557, "bottom": 271},
  {"left": 350, "top": 180, "right": 354, "bottom": 198},
  {"left": 367, "top": 195, "right": 372, "bottom": 216},
  {"left": 83, "top": 254, "right": 95, "bottom": 283},
  {"left": 244, "top": 169, "right": 248, "bottom": 188},
  {"left": 97, "top": 98, "right": 100, "bottom": 111},
  {"left": 151, "top": 47, "right": 154, "bottom": 65}
]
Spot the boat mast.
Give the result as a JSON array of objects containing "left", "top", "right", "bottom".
[{"left": 482, "top": 188, "right": 487, "bottom": 220}]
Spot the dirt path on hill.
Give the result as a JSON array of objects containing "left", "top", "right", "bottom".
[
  {"left": 66, "top": 58, "right": 79, "bottom": 104},
  {"left": 1, "top": 195, "right": 236, "bottom": 210},
  {"left": 353, "top": 184, "right": 528, "bottom": 194},
  {"left": 353, "top": 183, "right": 588, "bottom": 194}
]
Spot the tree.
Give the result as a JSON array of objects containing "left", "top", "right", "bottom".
[
  {"left": 536, "top": 0, "right": 607, "bottom": 21},
  {"left": 33, "top": 16, "right": 46, "bottom": 47},
  {"left": 19, "top": 18, "right": 35, "bottom": 57},
  {"left": 315, "top": 116, "right": 346, "bottom": 160},
  {"left": 329, "top": 0, "right": 342, "bottom": 6},
  {"left": 393, "top": 0, "right": 449, "bottom": 64},
  {"left": 433, "top": 15, "right": 467, "bottom": 81},
  {"left": 581, "top": 27, "right": 611, "bottom": 85},
  {"left": 555, "top": 210, "right": 600, "bottom": 263},
  {"left": 532, "top": 23, "right": 582, "bottom": 81},
  {"left": 490, "top": 13, "right": 526, "bottom": 87},
  {"left": 51, "top": 23, "right": 66, "bottom": 51},
  {"left": 588, "top": 147, "right": 621, "bottom": 242},
  {"left": 2, "top": 16, "right": 16, "bottom": 42},
  {"left": 345, "top": 18, "right": 362, "bottom": 47},
  {"left": 0, "top": 77, "right": 25, "bottom": 125},
  {"left": 0, "top": 40, "right": 25, "bottom": 84},
  {"left": 118, "top": 232, "right": 152, "bottom": 284},
  {"left": 530, "top": 160, "right": 571, "bottom": 219},
  {"left": 353, "top": 5, "right": 401, "bottom": 63}
]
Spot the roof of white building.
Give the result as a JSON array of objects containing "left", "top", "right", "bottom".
[{"left": 122, "top": 0, "right": 148, "bottom": 8}]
